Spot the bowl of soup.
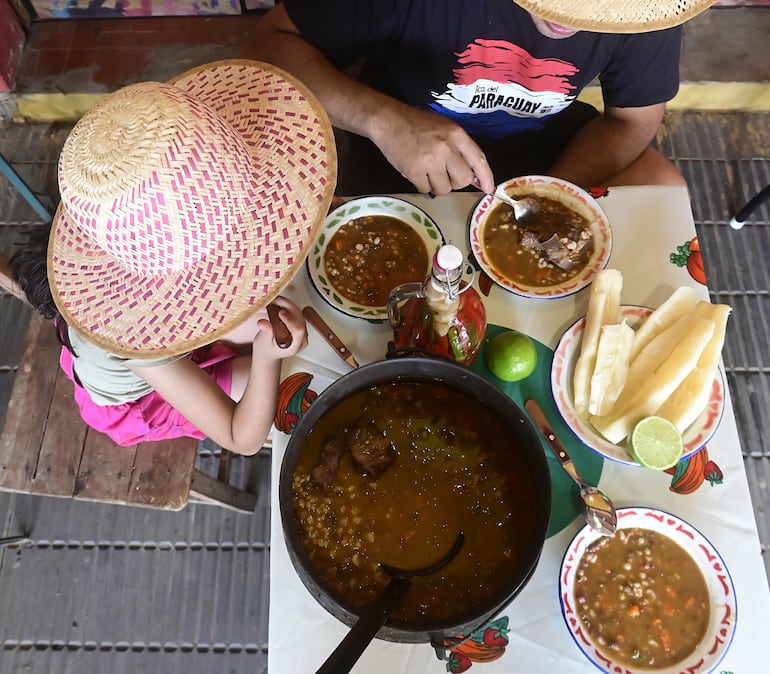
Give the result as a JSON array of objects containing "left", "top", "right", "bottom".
[
  {"left": 469, "top": 176, "right": 612, "bottom": 299},
  {"left": 307, "top": 196, "right": 445, "bottom": 320},
  {"left": 560, "top": 507, "right": 737, "bottom": 673},
  {"left": 279, "top": 356, "right": 552, "bottom": 650}
]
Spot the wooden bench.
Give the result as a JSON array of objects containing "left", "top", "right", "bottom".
[{"left": 0, "top": 255, "right": 257, "bottom": 512}]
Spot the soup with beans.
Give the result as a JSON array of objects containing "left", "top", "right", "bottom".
[
  {"left": 574, "top": 527, "right": 710, "bottom": 668},
  {"left": 482, "top": 195, "right": 593, "bottom": 287},
  {"left": 324, "top": 215, "right": 429, "bottom": 306},
  {"left": 291, "top": 381, "right": 539, "bottom": 627}
]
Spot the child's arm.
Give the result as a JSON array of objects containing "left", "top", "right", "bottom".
[{"left": 128, "top": 297, "right": 308, "bottom": 455}]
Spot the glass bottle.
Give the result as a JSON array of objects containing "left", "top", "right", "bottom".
[{"left": 387, "top": 244, "right": 487, "bottom": 365}]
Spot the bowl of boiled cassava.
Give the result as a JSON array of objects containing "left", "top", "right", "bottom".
[{"left": 551, "top": 270, "right": 727, "bottom": 466}]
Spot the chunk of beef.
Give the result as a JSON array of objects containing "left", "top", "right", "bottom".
[
  {"left": 348, "top": 419, "right": 396, "bottom": 478},
  {"left": 519, "top": 229, "right": 541, "bottom": 250},
  {"left": 520, "top": 223, "right": 592, "bottom": 270},
  {"left": 310, "top": 431, "right": 348, "bottom": 487}
]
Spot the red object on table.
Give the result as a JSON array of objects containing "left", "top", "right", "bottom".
[{"left": 389, "top": 244, "right": 487, "bottom": 365}]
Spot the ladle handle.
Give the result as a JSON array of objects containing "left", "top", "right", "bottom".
[{"left": 315, "top": 577, "right": 412, "bottom": 674}]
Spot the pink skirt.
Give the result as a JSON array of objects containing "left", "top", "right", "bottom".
[{"left": 60, "top": 344, "right": 237, "bottom": 446}]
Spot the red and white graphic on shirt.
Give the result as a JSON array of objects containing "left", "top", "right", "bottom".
[{"left": 432, "top": 39, "right": 579, "bottom": 120}]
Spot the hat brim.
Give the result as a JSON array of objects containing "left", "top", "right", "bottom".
[
  {"left": 49, "top": 60, "right": 337, "bottom": 358},
  {"left": 513, "top": 0, "right": 715, "bottom": 33}
]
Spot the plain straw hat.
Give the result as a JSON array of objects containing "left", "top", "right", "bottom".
[
  {"left": 513, "top": 0, "right": 716, "bottom": 33},
  {"left": 49, "top": 59, "right": 337, "bottom": 358}
]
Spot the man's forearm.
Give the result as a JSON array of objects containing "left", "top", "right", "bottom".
[
  {"left": 245, "top": 6, "right": 495, "bottom": 194},
  {"left": 547, "top": 106, "right": 664, "bottom": 187},
  {"left": 246, "top": 14, "right": 403, "bottom": 142}
]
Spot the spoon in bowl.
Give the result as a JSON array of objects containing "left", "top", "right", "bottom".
[
  {"left": 493, "top": 185, "right": 542, "bottom": 225},
  {"left": 525, "top": 400, "right": 617, "bottom": 536}
]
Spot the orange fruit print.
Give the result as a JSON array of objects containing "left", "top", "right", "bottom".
[{"left": 670, "top": 236, "right": 707, "bottom": 285}]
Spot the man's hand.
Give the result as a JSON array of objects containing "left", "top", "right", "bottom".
[
  {"left": 246, "top": 4, "right": 496, "bottom": 196},
  {"left": 372, "top": 104, "right": 495, "bottom": 195}
]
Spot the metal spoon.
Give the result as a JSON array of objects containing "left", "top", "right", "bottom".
[
  {"left": 493, "top": 185, "right": 542, "bottom": 224},
  {"left": 525, "top": 400, "right": 617, "bottom": 536}
]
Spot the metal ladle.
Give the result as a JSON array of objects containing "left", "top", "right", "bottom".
[
  {"left": 493, "top": 185, "right": 542, "bottom": 225},
  {"left": 525, "top": 400, "right": 617, "bottom": 536},
  {"left": 316, "top": 532, "right": 465, "bottom": 674}
]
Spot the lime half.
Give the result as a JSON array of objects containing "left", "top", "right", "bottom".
[
  {"left": 485, "top": 330, "right": 538, "bottom": 382},
  {"left": 629, "top": 416, "right": 684, "bottom": 470}
]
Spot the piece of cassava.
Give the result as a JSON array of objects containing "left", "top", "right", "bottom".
[
  {"left": 573, "top": 269, "right": 622, "bottom": 415},
  {"left": 629, "top": 286, "right": 698, "bottom": 361},
  {"left": 609, "top": 314, "right": 697, "bottom": 415},
  {"left": 588, "top": 320, "right": 634, "bottom": 417},
  {"left": 655, "top": 302, "right": 730, "bottom": 432},
  {"left": 591, "top": 315, "right": 716, "bottom": 444}
]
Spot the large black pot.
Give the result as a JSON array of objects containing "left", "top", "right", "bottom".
[{"left": 279, "top": 356, "right": 552, "bottom": 651}]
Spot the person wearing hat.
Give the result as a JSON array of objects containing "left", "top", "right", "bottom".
[
  {"left": 246, "top": 0, "right": 715, "bottom": 196},
  {"left": 10, "top": 60, "right": 337, "bottom": 455}
]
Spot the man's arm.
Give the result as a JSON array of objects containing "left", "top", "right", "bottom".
[
  {"left": 246, "top": 5, "right": 495, "bottom": 194},
  {"left": 548, "top": 104, "right": 685, "bottom": 188}
]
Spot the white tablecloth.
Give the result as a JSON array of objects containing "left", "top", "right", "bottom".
[{"left": 268, "top": 187, "right": 769, "bottom": 673}]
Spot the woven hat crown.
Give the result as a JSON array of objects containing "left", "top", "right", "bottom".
[
  {"left": 48, "top": 60, "right": 336, "bottom": 358},
  {"left": 59, "top": 82, "right": 260, "bottom": 276}
]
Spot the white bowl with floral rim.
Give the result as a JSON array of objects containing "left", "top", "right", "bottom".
[
  {"left": 550, "top": 305, "right": 726, "bottom": 466},
  {"left": 560, "top": 507, "right": 737, "bottom": 674},
  {"left": 307, "top": 196, "right": 445, "bottom": 321},
  {"left": 469, "top": 175, "right": 612, "bottom": 299}
]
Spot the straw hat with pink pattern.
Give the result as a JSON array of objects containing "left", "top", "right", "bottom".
[
  {"left": 513, "top": 0, "right": 715, "bottom": 32},
  {"left": 48, "top": 59, "right": 337, "bottom": 359}
]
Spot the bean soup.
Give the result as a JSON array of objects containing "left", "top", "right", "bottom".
[
  {"left": 291, "top": 381, "right": 540, "bottom": 627},
  {"left": 324, "top": 215, "right": 429, "bottom": 306},
  {"left": 482, "top": 195, "right": 593, "bottom": 287},
  {"left": 574, "top": 527, "right": 710, "bottom": 668}
]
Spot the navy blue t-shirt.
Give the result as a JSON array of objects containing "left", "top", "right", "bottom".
[{"left": 283, "top": 0, "right": 682, "bottom": 139}]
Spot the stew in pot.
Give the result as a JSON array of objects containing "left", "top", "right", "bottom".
[{"left": 291, "top": 381, "right": 539, "bottom": 627}]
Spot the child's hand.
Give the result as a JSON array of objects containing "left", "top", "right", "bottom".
[{"left": 254, "top": 296, "right": 307, "bottom": 358}]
